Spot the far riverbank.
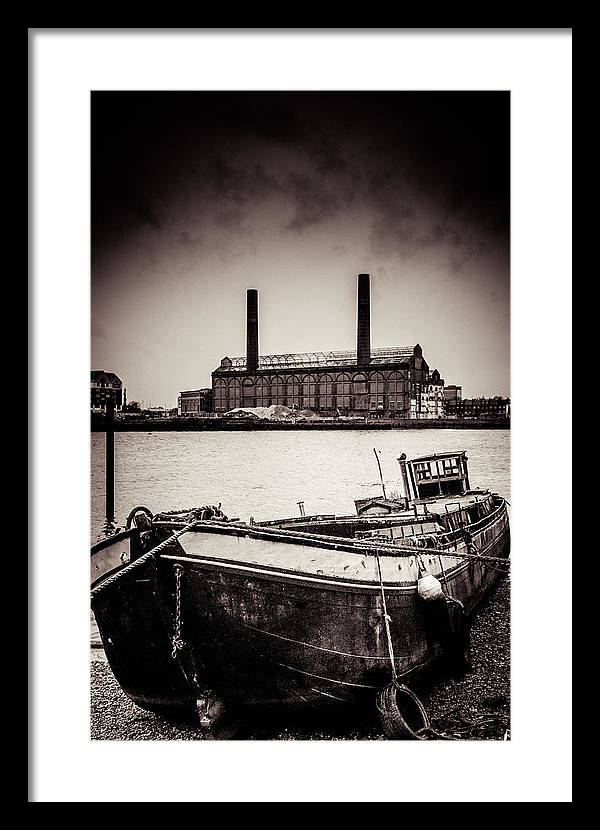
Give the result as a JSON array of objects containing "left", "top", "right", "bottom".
[{"left": 91, "top": 416, "right": 510, "bottom": 432}]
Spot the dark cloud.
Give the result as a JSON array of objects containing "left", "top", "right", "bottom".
[
  {"left": 178, "top": 231, "right": 202, "bottom": 247},
  {"left": 92, "top": 91, "right": 509, "bottom": 262},
  {"left": 202, "top": 157, "right": 281, "bottom": 205},
  {"left": 214, "top": 209, "right": 244, "bottom": 231},
  {"left": 285, "top": 172, "right": 344, "bottom": 232}
]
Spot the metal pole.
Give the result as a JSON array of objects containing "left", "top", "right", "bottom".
[
  {"left": 105, "top": 399, "right": 115, "bottom": 528},
  {"left": 373, "top": 448, "right": 387, "bottom": 500}
]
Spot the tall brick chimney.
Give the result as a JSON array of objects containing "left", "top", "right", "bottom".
[
  {"left": 356, "top": 273, "right": 371, "bottom": 366},
  {"left": 246, "top": 289, "right": 259, "bottom": 372}
]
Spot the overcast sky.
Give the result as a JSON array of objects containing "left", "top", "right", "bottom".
[{"left": 92, "top": 91, "right": 509, "bottom": 406}]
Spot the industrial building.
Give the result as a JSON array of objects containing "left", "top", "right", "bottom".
[
  {"left": 211, "top": 274, "right": 444, "bottom": 418},
  {"left": 177, "top": 388, "right": 213, "bottom": 416},
  {"left": 443, "top": 385, "right": 462, "bottom": 401},
  {"left": 445, "top": 396, "right": 510, "bottom": 420}
]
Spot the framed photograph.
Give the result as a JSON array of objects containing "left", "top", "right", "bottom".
[{"left": 30, "top": 28, "right": 572, "bottom": 803}]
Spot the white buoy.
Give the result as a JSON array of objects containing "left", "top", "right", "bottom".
[{"left": 417, "top": 573, "right": 445, "bottom": 602}]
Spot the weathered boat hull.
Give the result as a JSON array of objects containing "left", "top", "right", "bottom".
[{"left": 91, "top": 502, "right": 509, "bottom": 715}]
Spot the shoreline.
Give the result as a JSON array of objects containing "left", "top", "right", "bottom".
[
  {"left": 91, "top": 417, "right": 510, "bottom": 432},
  {"left": 91, "top": 576, "right": 510, "bottom": 740}
]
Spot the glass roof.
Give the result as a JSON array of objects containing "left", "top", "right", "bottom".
[{"left": 215, "top": 346, "right": 417, "bottom": 372}]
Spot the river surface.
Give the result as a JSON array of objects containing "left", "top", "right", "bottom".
[{"left": 91, "top": 429, "right": 509, "bottom": 538}]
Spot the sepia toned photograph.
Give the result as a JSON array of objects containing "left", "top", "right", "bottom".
[
  {"left": 89, "top": 90, "right": 512, "bottom": 742},
  {"left": 29, "top": 26, "right": 573, "bottom": 804}
]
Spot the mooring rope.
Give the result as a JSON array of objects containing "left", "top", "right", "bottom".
[
  {"left": 90, "top": 520, "right": 198, "bottom": 602},
  {"left": 364, "top": 540, "right": 511, "bottom": 567},
  {"left": 375, "top": 553, "right": 398, "bottom": 682}
]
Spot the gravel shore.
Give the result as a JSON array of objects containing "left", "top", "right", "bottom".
[{"left": 91, "top": 575, "right": 510, "bottom": 741}]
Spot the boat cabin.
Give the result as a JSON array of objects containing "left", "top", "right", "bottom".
[
  {"left": 354, "top": 497, "right": 408, "bottom": 516},
  {"left": 399, "top": 451, "right": 471, "bottom": 501}
]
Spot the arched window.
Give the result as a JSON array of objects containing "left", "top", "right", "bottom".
[
  {"left": 213, "top": 378, "right": 227, "bottom": 412},
  {"left": 227, "top": 378, "right": 241, "bottom": 410},
  {"left": 242, "top": 377, "right": 255, "bottom": 408},
  {"left": 272, "top": 375, "right": 286, "bottom": 405},
  {"left": 300, "top": 374, "right": 316, "bottom": 409},
  {"left": 368, "top": 372, "right": 386, "bottom": 411},
  {"left": 318, "top": 374, "right": 334, "bottom": 411},
  {"left": 387, "top": 370, "right": 406, "bottom": 394},
  {"left": 285, "top": 375, "right": 300, "bottom": 409},
  {"left": 334, "top": 372, "right": 351, "bottom": 412},
  {"left": 385, "top": 370, "right": 407, "bottom": 413},
  {"left": 256, "top": 376, "right": 271, "bottom": 407}
]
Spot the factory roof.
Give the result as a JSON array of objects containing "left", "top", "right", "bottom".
[{"left": 214, "top": 346, "right": 421, "bottom": 373}]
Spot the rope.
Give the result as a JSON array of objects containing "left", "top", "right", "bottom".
[
  {"left": 364, "top": 540, "right": 511, "bottom": 566},
  {"left": 437, "top": 554, "right": 450, "bottom": 591},
  {"left": 375, "top": 553, "right": 398, "bottom": 682},
  {"left": 90, "top": 520, "right": 198, "bottom": 602}
]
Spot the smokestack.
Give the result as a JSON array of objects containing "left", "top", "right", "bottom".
[
  {"left": 357, "top": 273, "right": 371, "bottom": 366},
  {"left": 246, "top": 289, "right": 259, "bottom": 372}
]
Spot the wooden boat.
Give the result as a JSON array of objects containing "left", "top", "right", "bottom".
[{"left": 91, "top": 451, "right": 510, "bottom": 738}]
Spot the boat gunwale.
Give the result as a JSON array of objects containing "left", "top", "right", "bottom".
[
  {"left": 89, "top": 502, "right": 508, "bottom": 594},
  {"left": 91, "top": 527, "right": 137, "bottom": 556},
  {"left": 152, "top": 497, "right": 508, "bottom": 559},
  {"left": 159, "top": 526, "right": 507, "bottom": 592},
  {"left": 158, "top": 550, "right": 453, "bottom": 592}
]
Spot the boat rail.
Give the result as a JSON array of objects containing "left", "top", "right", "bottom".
[
  {"left": 435, "top": 500, "right": 507, "bottom": 550},
  {"left": 91, "top": 527, "right": 138, "bottom": 555}
]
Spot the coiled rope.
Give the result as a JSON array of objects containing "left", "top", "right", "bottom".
[{"left": 90, "top": 520, "right": 198, "bottom": 603}]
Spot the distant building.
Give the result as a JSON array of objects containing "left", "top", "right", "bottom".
[
  {"left": 178, "top": 388, "right": 213, "bottom": 416},
  {"left": 444, "top": 385, "right": 462, "bottom": 401},
  {"left": 415, "top": 369, "right": 445, "bottom": 419},
  {"left": 445, "top": 396, "right": 510, "bottom": 419},
  {"left": 143, "top": 406, "right": 169, "bottom": 419},
  {"left": 211, "top": 274, "right": 444, "bottom": 419},
  {"left": 421, "top": 369, "right": 446, "bottom": 418},
  {"left": 91, "top": 370, "right": 123, "bottom": 413}
]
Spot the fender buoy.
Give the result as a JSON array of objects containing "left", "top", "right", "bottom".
[
  {"left": 416, "top": 554, "right": 445, "bottom": 602},
  {"left": 376, "top": 682, "right": 431, "bottom": 740},
  {"left": 417, "top": 573, "right": 445, "bottom": 602}
]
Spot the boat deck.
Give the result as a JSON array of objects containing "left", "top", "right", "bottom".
[{"left": 169, "top": 524, "right": 464, "bottom": 589}]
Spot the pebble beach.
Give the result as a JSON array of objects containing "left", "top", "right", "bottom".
[{"left": 91, "top": 575, "right": 510, "bottom": 741}]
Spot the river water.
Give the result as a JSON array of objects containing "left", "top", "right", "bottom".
[{"left": 91, "top": 429, "right": 509, "bottom": 538}]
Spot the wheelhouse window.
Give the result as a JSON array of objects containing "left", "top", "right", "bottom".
[
  {"left": 442, "top": 457, "right": 460, "bottom": 476},
  {"left": 414, "top": 462, "right": 432, "bottom": 481}
]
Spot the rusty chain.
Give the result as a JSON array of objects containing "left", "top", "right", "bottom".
[{"left": 171, "top": 564, "right": 185, "bottom": 658}]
